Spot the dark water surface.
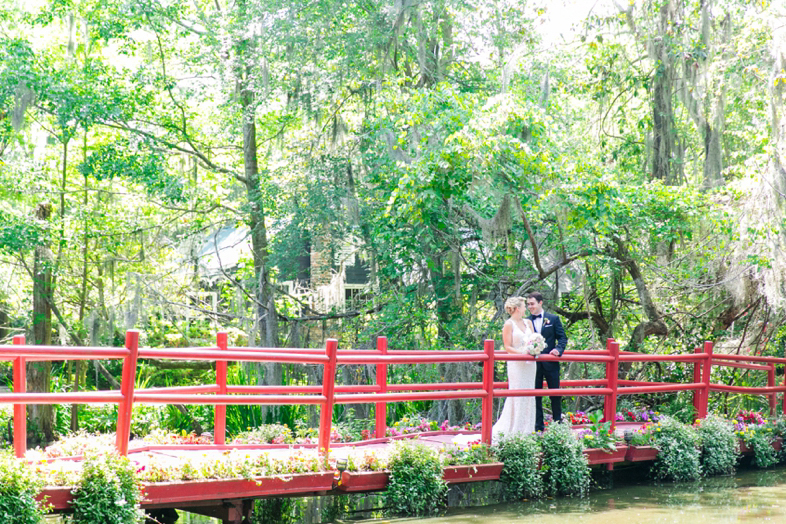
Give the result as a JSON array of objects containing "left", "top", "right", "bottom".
[{"left": 388, "top": 466, "right": 786, "bottom": 524}]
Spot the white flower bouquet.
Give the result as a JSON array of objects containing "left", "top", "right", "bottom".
[{"left": 522, "top": 333, "right": 546, "bottom": 357}]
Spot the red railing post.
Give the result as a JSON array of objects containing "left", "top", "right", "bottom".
[
  {"left": 692, "top": 347, "right": 703, "bottom": 417},
  {"left": 115, "top": 330, "right": 139, "bottom": 456},
  {"left": 768, "top": 363, "right": 776, "bottom": 416},
  {"left": 779, "top": 344, "right": 786, "bottom": 417},
  {"left": 215, "top": 332, "right": 228, "bottom": 445},
  {"left": 375, "top": 336, "right": 388, "bottom": 439},
  {"left": 699, "top": 341, "right": 713, "bottom": 419},
  {"left": 481, "top": 339, "right": 495, "bottom": 446},
  {"left": 318, "top": 339, "right": 338, "bottom": 456},
  {"left": 603, "top": 339, "right": 619, "bottom": 430},
  {"left": 12, "top": 335, "right": 26, "bottom": 458}
]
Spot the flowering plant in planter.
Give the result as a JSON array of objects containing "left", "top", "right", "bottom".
[
  {"left": 40, "top": 431, "right": 116, "bottom": 459},
  {"left": 628, "top": 422, "right": 656, "bottom": 446},
  {"left": 231, "top": 424, "right": 294, "bottom": 445},
  {"left": 144, "top": 429, "right": 213, "bottom": 445},
  {"left": 345, "top": 450, "right": 388, "bottom": 472},
  {"left": 440, "top": 441, "right": 497, "bottom": 466},
  {"left": 576, "top": 411, "right": 619, "bottom": 452},
  {"left": 735, "top": 414, "right": 778, "bottom": 468}
]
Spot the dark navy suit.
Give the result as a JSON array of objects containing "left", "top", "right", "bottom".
[{"left": 531, "top": 311, "right": 568, "bottom": 431}]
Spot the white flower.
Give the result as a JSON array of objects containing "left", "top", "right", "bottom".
[{"left": 521, "top": 333, "right": 546, "bottom": 356}]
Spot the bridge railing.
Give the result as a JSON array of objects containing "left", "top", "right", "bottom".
[{"left": 1, "top": 332, "right": 784, "bottom": 458}]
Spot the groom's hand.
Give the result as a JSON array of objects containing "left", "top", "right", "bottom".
[{"left": 549, "top": 349, "right": 560, "bottom": 357}]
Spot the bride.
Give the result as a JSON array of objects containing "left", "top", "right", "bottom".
[{"left": 491, "top": 296, "right": 537, "bottom": 441}]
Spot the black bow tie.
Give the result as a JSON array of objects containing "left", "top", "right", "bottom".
[{"left": 532, "top": 314, "right": 542, "bottom": 318}]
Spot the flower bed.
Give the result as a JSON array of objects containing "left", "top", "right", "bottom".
[{"left": 143, "top": 472, "right": 336, "bottom": 504}]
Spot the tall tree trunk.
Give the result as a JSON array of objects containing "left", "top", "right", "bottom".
[
  {"left": 31, "top": 203, "right": 55, "bottom": 443},
  {"left": 0, "top": 301, "right": 8, "bottom": 341},
  {"left": 240, "top": 78, "right": 280, "bottom": 422},
  {"left": 650, "top": 1, "right": 677, "bottom": 184}
]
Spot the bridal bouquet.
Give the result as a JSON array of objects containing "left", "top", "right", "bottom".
[{"left": 522, "top": 333, "right": 546, "bottom": 356}]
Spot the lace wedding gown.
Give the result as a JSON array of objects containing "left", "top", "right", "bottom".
[{"left": 491, "top": 320, "right": 537, "bottom": 441}]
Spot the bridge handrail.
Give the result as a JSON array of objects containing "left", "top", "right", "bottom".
[{"left": 4, "top": 332, "right": 785, "bottom": 459}]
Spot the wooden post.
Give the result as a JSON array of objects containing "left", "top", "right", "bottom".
[
  {"left": 768, "top": 363, "right": 777, "bottom": 416},
  {"left": 481, "top": 339, "right": 495, "bottom": 446},
  {"left": 115, "top": 330, "right": 139, "bottom": 456},
  {"left": 604, "top": 339, "right": 620, "bottom": 472},
  {"left": 782, "top": 359, "right": 786, "bottom": 417},
  {"left": 215, "top": 332, "right": 228, "bottom": 445},
  {"left": 692, "top": 347, "right": 703, "bottom": 418},
  {"left": 374, "top": 336, "right": 388, "bottom": 439},
  {"left": 603, "top": 338, "right": 619, "bottom": 428},
  {"left": 318, "top": 339, "right": 338, "bottom": 456},
  {"left": 699, "top": 341, "right": 713, "bottom": 419},
  {"left": 12, "top": 335, "right": 26, "bottom": 458}
]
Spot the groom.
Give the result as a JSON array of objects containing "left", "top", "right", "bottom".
[{"left": 527, "top": 292, "right": 568, "bottom": 431}]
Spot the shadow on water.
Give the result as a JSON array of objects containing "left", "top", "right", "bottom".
[{"left": 389, "top": 465, "right": 786, "bottom": 524}]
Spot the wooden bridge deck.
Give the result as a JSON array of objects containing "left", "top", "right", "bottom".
[{"left": 36, "top": 424, "right": 653, "bottom": 523}]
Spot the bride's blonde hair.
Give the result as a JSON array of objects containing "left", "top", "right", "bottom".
[{"left": 504, "top": 296, "right": 526, "bottom": 315}]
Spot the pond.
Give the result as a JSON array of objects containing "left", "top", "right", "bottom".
[{"left": 390, "top": 466, "right": 786, "bottom": 524}]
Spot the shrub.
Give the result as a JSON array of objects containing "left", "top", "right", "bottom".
[
  {"left": 697, "top": 415, "right": 739, "bottom": 476},
  {"left": 385, "top": 441, "right": 447, "bottom": 516},
  {"left": 650, "top": 416, "right": 701, "bottom": 482},
  {"left": 540, "top": 421, "right": 590, "bottom": 497},
  {"left": 495, "top": 433, "right": 543, "bottom": 500},
  {"left": 69, "top": 453, "right": 142, "bottom": 524},
  {"left": 0, "top": 452, "right": 48, "bottom": 524},
  {"left": 746, "top": 426, "right": 779, "bottom": 469}
]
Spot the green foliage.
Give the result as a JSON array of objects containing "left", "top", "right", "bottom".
[
  {"left": 0, "top": 210, "right": 48, "bottom": 254},
  {"left": 540, "top": 421, "right": 590, "bottom": 497},
  {"left": 578, "top": 410, "right": 619, "bottom": 451},
  {"left": 0, "top": 452, "right": 48, "bottom": 524},
  {"left": 651, "top": 416, "right": 702, "bottom": 482},
  {"left": 744, "top": 428, "right": 779, "bottom": 469},
  {"left": 385, "top": 441, "right": 447, "bottom": 516},
  {"left": 696, "top": 415, "right": 739, "bottom": 476},
  {"left": 252, "top": 497, "right": 305, "bottom": 524},
  {"left": 69, "top": 453, "right": 141, "bottom": 524},
  {"left": 78, "top": 141, "right": 185, "bottom": 203},
  {"left": 495, "top": 433, "right": 543, "bottom": 500}
]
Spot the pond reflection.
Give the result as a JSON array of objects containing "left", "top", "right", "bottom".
[{"left": 389, "top": 467, "right": 786, "bottom": 524}]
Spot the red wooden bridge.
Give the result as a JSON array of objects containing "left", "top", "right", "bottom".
[{"left": 2, "top": 332, "right": 783, "bottom": 523}]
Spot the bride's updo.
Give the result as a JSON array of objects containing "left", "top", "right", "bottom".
[{"left": 504, "top": 296, "right": 526, "bottom": 315}]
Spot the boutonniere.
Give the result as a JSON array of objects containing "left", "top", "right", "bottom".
[{"left": 544, "top": 318, "right": 551, "bottom": 325}]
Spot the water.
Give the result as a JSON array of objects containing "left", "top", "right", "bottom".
[{"left": 389, "top": 466, "right": 786, "bottom": 524}]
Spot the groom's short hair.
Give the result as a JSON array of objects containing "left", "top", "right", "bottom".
[{"left": 526, "top": 292, "right": 544, "bottom": 303}]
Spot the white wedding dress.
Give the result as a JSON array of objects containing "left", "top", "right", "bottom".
[{"left": 491, "top": 319, "right": 537, "bottom": 441}]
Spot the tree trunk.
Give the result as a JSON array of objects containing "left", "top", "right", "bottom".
[
  {"left": 240, "top": 75, "right": 280, "bottom": 423},
  {"left": 30, "top": 203, "right": 55, "bottom": 443},
  {"left": 0, "top": 301, "right": 8, "bottom": 341},
  {"left": 650, "top": 2, "right": 677, "bottom": 184}
]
